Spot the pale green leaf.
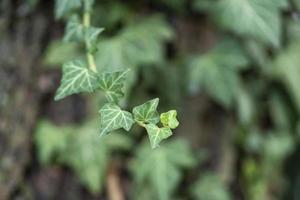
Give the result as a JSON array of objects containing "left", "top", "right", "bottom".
[
  {"left": 63, "top": 15, "right": 84, "bottom": 42},
  {"left": 55, "top": 60, "right": 99, "bottom": 100},
  {"left": 272, "top": 38, "right": 300, "bottom": 111},
  {"left": 84, "top": 26, "right": 104, "bottom": 54},
  {"left": 43, "top": 40, "right": 81, "bottom": 67},
  {"left": 99, "top": 103, "right": 134, "bottom": 135},
  {"left": 131, "top": 139, "right": 196, "bottom": 200},
  {"left": 160, "top": 110, "right": 179, "bottom": 129},
  {"left": 34, "top": 121, "right": 71, "bottom": 164},
  {"left": 212, "top": 0, "right": 286, "bottom": 47},
  {"left": 35, "top": 121, "right": 132, "bottom": 193},
  {"left": 145, "top": 124, "right": 172, "bottom": 149},
  {"left": 62, "top": 123, "right": 132, "bottom": 193},
  {"left": 95, "top": 15, "right": 174, "bottom": 72},
  {"left": 294, "top": 0, "right": 300, "bottom": 10},
  {"left": 132, "top": 98, "right": 160, "bottom": 124},
  {"left": 191, "top": 173, "right": 231, "bottom": 200},
  {"left": 98, "top": 70, "right": 129, "bottom": 103},
  {"left": 188, "top": 39, "right": 248, "bottom": 107},
  {"left": 55, "top": 0, "right": 81, "bottom": 19}
]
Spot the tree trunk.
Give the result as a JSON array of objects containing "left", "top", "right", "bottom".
[{"left": 0, "top": 0, "right": 52, "bottom": 198}]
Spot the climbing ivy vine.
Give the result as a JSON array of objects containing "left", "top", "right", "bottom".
[{"left": 54, "top": 0, "right": 178, "bottom": 148}]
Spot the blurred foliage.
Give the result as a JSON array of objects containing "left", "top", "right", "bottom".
[
  {"left": 130, "top": 139, "right": 196, "bottom": 200},
  {"left": 34, "top": 0, "right": 300, "bottom": 199},
  {"left": 35, "top": 121, "right": 132, "bottom": 193},
  {"left": 191, "top": 173, "right": 231, "bottom": 200}
]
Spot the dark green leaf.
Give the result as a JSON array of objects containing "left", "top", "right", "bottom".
[
  {"left": 98, "top": 69, "right": 129, "bottom": 103},
  {"left": 99, "top": 103, "right": 134, "bottom": 135},
  {"left": 55, "top": 60, "right": 99, "bottom": 100}
]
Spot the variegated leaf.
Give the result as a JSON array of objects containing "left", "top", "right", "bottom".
[{"left": 99, "top": 103, "right": 134, "bottom": 135}]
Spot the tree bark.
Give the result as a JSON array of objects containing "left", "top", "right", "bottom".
[{"left": 0, "top": 0, "right": 52, "bottom": 198}]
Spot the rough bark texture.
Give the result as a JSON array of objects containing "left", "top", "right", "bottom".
[{"left": 0, "top": 0, "right": 51, "bottom": 198}]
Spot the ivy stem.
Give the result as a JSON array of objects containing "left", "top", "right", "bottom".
[
  {"left": 83, "top": 11, "right": 97, "bottom": 73},
  {"left": 137, "top": 121, "right": 147, "bottom": 128}
]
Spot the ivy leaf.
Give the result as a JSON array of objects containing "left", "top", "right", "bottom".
[
  {"left": 188, "top": 39, "right": 248, "bottom": 107},
  {"left": 55, "top": 0, "right": 81, "bottom": 19},
  {"left": 34, "top": 121, "right": 71, "bottom": 164},
  {"left": 98, "top": 70, "right": 129, "bottom": 103},
  {"left": 95, "top": 15, "right": 174, "bottom": 72},
  {"left": 132, "top": 98, "right": 160, "bottom": 124},
  {"left": 63, "top": 15, "right": 84, "bottom": 42},
  {"left": 84, "top": 26, "right": 104, "bottom": 54},
  {"left": 131, "top": 139, "right": 196, "bottom": 200},
  {"left": 212, "top": 0, "right": 286, "bottom": 47},
  {"left": 35, "top": 120, "right": 132, "bottom": 193},
  {"left": 145, "top": 124, "right": 172, "bottom": 149},
  {"left": 191, "top": 173, "right": 231, "bottom": 200},
  {"left": 54, "top": 60, "right": 98, "bottom": 101},
  {"left": 62, "top": 124, "right": 132, "bottom": 193},
  {"left": 272, "top": 37, "right": 300, "bottom": 111},
  {"left": 43, "top": 40, "right": 81, "bottom": 67},
  {"left": 99, "top": 103, "right": 134, "bottom": 135},
  {"left": 160, "top": 110, "right": 179, "bottom": 129}
]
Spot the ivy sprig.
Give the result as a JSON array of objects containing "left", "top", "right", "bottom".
[{"left": 54, "top": 0, "right": 179, "bottom": 148}]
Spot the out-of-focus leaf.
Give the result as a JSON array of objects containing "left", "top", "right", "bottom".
[
  {"left": 84, "top": 26, "right": 104, "bottom": 54},
  {"left": 95, "top": 15, "right": 174, "bottom": 73},
  {"left": 191, "top": 173, "right": 231, "bottom": 200},
  {"left": 62, "top": 123, "right": 132, "bottom": 193},
  {"left": 131, "top": 139, "right": 196, "bottom": 200},
  {"left": 35, "top": 120, "right": 132, "bottom": 193},
  {"left": 43, "top": 40, "right": 81, "bottom": 67},
  {"left": 269, "top": 92, "right": 293, "bottom": 129},
  {"left": 293, "top": 0, "right": 300, "bottom": 10},
  {"left": 237, "top": 86, "right": 254, "bottom": 125},
  {"left": 263, "top": 133, "right": 294, "bottom": 165},
  {"left": 132, "top": 98, "right": 160, "bottom": 125},
  {"left": 63, "top": 15, "right": 84, "bottom": 42},
  {"left": 55, "top": 59, "right": 99, "bottom": 100},
  {"left": 188, "top": 39, "right": 249, "bottom": 107},
  {"left": 34, "top": 121, "right": 71, "bottom": 164},
  {"left": 99, "top": 103, "right": 134, "bottom": 135},
  {"left": 55, "top": 0, "right": 81, "bottom": 19},
  {"left": 272, "top": 38, "right": 300, "bottom": 112},
  {"left": 211, "top": 0, "right": 287, "bottom": 47}
]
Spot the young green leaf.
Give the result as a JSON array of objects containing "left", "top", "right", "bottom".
[
  {"left": 63, "top": 15, "right": 84, "bottom": 42},
  {"left": 54, "top": 60, "right": 98, "bottom": 100},
  {"left": 132, "top": 98, "right": 160, "bottom": 124},
  {"left": 99, "top": 103, "right": 134, "bottom": 135},
  {"left": 160, "top": 110, "right": 179, "bottom": 129},
  {"left": 84, "top": 26, "right": 104, "bottom": 54},
  {"left": 98, "top": 69, "right": 129, "bottom": 103},
  {"left": 55, "top": 0, "right": 81, "bottom": 19},
  {"left": 145, "top": 124, "right": 172, "bottom": 149}
]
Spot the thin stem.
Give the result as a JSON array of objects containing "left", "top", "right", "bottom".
[
  {"left": 83, "top": 11, "right": 97, "bottom": 72},
  {"left": 137, "top": 121, "right": 147, "bottom": 128}
]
